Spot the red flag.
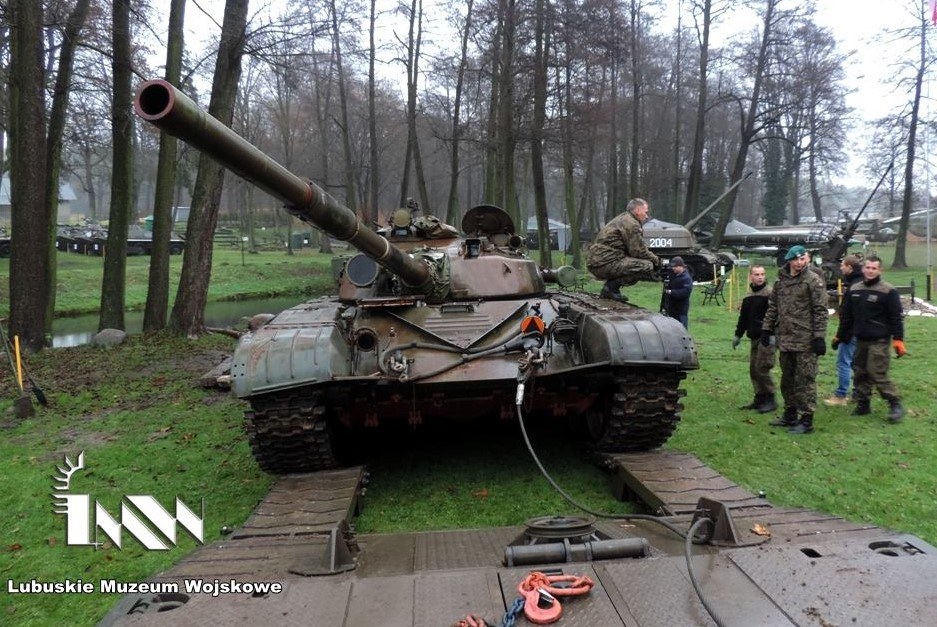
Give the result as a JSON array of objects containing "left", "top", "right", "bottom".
[{"left": 932, "top": 0, "right": 937, "bottom": 26}]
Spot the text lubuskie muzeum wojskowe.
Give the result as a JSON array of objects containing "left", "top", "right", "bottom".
[{"left": 7, "top": 578, "right": 284, "bottom": 596}]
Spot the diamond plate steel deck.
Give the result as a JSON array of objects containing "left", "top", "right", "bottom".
[
  {"left": 99, "top": 452, "right": 937, "bottom": 626},
  {"left": 605, "top": 451, "right": 769, "bottom": 515}
]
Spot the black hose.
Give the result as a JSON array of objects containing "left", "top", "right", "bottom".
[
  {"left": 685, "top": 517, "right": 726, "bottom": 627},
  {"left": 514, "top": 381, "right": 725, "bottom": 627},
  {"left": 514, "top": 401, "right": 688, "bottom": 539}
]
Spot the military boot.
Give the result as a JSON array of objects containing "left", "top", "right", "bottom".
[
  {"left": 887, "top": 399, "right": 904, "bottom": 423},
  {"left": 788, "top": 413, "right": 814, "bottom": 435},
  {"left": 740, "top": 394, "right": 762, "bottom": 410},
  {"left": 756, "top": 394, "right": 777, "bottom": 414},
  {"left": 769, "top": 406, "right": 798, "bottom": 427},
  {"left": 852, "top": 400, "right": 871, "bottom": 416},
  {"left": 599, "top": 280, "right": 628, "bottom": 302}
]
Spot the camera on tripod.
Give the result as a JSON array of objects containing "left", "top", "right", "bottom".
[{"left": 660, "top": 258, "right": 673, "bottom": 287}]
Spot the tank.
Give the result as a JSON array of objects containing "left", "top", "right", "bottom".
[
  {"left": 642, "top": 176, "right": 750, "bottom": 282},
  {"left": 134, "top": 80, "right": 699, "bottom": 474}
]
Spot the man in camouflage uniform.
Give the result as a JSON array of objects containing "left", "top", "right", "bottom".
[
  {"left": 832, "top": 255, "right": 906, "bottom": 422},
  {"left": 587, "top": 198, "right": 662, "bottom": 302},
  {"left": 760, "top": 245, "right": 828, "bottom": 434},
  {"left": 733, "top": 265, "right": 776, "bottom": 413}
]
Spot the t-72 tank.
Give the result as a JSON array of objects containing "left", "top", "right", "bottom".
[{"left": 134, "top": 80, "right": 699, "bottom": 474}]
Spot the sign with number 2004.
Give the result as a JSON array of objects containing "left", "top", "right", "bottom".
[{"left": 647, "top": 238, "right": 672, "bottom": 248}]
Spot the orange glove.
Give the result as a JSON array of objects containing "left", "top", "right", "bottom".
[{"left": 892, "top": 339, "right": 907, "bottom": 358}]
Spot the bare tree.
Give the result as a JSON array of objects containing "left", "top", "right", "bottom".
[
  {"left": 530, "top": 0, "right": 552, "bottom": 267},
  {"left": 893, "top": 1, "right": 933, "bottom": 269},
  {"left": 709, "top": 0, "right": 783, "bottom": 250},
  {"left": 444, "top": 0, "right": 474, "bottom": 226},
  {"left": 99, "top": 0, "right": 134, "bottom": 332},
  {"left": 169, "top": 0, "right": 249, "bottom": 336},
  {"left": 328, "top": 0, "right": 357, "bottom": 212},
  {"left": 43, "top": 0, "right": 91, "bottom": 338},
  {"left": 7, "top": 0, "right": 49, "bottom": 351},
  {"left": 143, "top": 0, "right": 186, "bottom": 332}
]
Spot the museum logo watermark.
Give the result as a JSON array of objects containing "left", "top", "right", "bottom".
[{"left": 53, "top": 452, "right": 204, "bottom": 550}]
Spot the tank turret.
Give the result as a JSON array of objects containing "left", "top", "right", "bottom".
[
  {"left": 135, "top": 79, "right": 698, "bottom": 474},
  {"left": 641, "top": 174, "right": 751, "bottom": 281}
]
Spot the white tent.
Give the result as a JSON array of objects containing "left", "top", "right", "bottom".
[{"left": 525, "top": 217, "right": 571, "bottom": 251}]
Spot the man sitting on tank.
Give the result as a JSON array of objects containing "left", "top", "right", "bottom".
[{"left": 586, "top": 198, "right": 662, "bottom": 302}]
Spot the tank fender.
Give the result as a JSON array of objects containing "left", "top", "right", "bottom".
[
  {"left": 577, "top": 310, "right": 699, "bottom": 369},
  {"left": 230, "top": 323, "right": 351, "bottom": 398}
]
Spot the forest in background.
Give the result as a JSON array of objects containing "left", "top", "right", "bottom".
[{"left": 3, "top": 0, "right": 935, "bottom": 349}]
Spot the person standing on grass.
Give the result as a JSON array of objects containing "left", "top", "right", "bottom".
[
  {"left": 760, "top": 245, "right": 828, "bottom": 435},
  {"left": 824, "top": 255, "right": 863, "bottom": 407},
  {"left": 733, "top": 265, "right": 776, "bottom": 413},
  {"left": 832, "top": 255, "right": 906, "bottom": 422},
  {"left": 664, "top": 256, "right": 693, "bottom": 328}
]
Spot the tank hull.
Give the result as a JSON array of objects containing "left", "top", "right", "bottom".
[{"left": 233, "top": 293, "right": 698, "bottom": 473}]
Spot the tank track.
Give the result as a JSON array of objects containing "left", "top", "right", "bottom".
[
  {"left": 245, "top": 391, "right": 337, "bottom": 474},
  {"left": 587, "top": 368, "right": 685, "bottom": 452}
]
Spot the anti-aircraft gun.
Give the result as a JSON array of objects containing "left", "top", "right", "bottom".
[
  {"left": 641, "top": 173, "right": 752, "bottom": 281},
  {"left": 134, "top": 80, "right": 698, "bottom": 474},
  {"left": 814, "top": 162, "right": 893, "bottom": 284}
]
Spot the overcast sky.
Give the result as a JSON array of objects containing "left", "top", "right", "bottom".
[{"left": 171, "top": 0, "right": 933, "bottom": 189}]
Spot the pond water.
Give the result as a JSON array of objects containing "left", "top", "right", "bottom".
[{"left": 51, "top": 295, "right": 307, "bottom": 348}]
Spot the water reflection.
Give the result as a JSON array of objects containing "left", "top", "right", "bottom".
[{"left": 51, "top": 296, "right": 306, "bottom": 348}]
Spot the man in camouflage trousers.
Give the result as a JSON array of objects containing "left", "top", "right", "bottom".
[
  {"left": 587, "top": 198, "right": 662, "bottom": 302},
  {"left": 832, "top": 255, "right": 906, "bottom": 422},
  {"left": 733, "top": 265, "right": 777, "bottom": 413},
  {"left": 760, "top": 245, "right": 828, "bottom": 434}
]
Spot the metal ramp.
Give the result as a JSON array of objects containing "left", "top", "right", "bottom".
[{"left": 99, "top": 453, "right": 937, "bottom": 626}]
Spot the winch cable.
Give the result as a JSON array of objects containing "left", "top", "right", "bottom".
[{"left": 514, "top": 373, "right": 725, "bottom": 627}]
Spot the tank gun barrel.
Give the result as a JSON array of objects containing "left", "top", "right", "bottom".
[
  {"left": 134, "top": 79, "right": 431, "bottom": 290},
  {"left": 684, "top": 171, "right": 753, "bottom": 232}
]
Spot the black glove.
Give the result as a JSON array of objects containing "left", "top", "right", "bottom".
[
  {"left": 760, "top": 333, "right": 772, "bottom": 348},
  {"left": 831, "top": 337, "right": 841, "bottom": 350},
  {"left": 811, "top": 337, "right": 826, "bottom": 356}
]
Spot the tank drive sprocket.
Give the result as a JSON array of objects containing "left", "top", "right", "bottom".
[
  {"left": 245, "top": 392, "right": 337, "bottom": 474},
  {"left": 585, "top": 368, "right": 685, "bottom": 452}
]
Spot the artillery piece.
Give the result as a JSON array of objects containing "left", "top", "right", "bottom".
[{"left": 134, "top": 80, "right": 699, "bottom": 474}]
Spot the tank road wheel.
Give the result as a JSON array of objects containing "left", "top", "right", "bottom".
[
  {"left": 586, "top": 369, "right": 685, "bottom": 453},
  {"left": 245, "top": 393, "right": 338, "bottom": 474}
]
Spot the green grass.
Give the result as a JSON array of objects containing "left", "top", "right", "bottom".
[
  {"left": 0, "top": 335, "right": 273, "bottom": 626},
  {"left": 0, "top": 242, "right": 935, "bottom": 625},
  {"left": 0, "top": 246, "right": 341, "bottom": 318}
]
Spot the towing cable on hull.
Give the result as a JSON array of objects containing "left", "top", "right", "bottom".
[{"left": 511, "top": 348, "right": 727, "bottom": 627}]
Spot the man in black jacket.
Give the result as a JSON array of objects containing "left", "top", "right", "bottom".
[
  {"left": 824, "top": 255, "right": 863, "bottom": 406},
  {"left": 664, "top": 256, "right": 693, "bottom": 328},
  {"left": 733, "top": 265, "right": 776, "bottom": 412},
  {"left": 832, "top": 255, "right": 906, "bottom": 422}
]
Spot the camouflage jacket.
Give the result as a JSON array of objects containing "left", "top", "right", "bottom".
[
  {"left": 761, "top": 264, "right": 828, "bottom": 352},
  {"left": 586, "top": 211, "right": 660, "bottom": 269}
]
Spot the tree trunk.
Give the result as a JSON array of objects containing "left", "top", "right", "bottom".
[
  {"left": 7, "top": 0, "right": 49, "bottom": 352},
  {"left": 99, "top": 0, "right": 134, "bottom": 332},
  {"left": 144, "top": 0, "right": 186, "bottom": 332},
  {"left": 496, "top": 0, "right": 519, "bottom": 225},
  {"left": 683, "top": 0, "right": 712, "bottom": 222},
  {"left": 894, "top": 12, "right": 927, "bottom": 269},
  {"left": 169, "top": 0, "right": 249, "bottom": 336},
  {"left": 709, "top": 0, "right": 775, "bottom": 250},
  {"left": 44, "top": 0, "right": 90, "bottom": 339},
  {"left": 330, "top": 0, "right": 357, "bottom": 212},
  {"left": 628, "top": 0, "right": 641, "bottom": 198},
  {"left": 367, "top": 0, "right": 380, "bottom": 223},
  {"left": 530, "top": 0, "right": 551, "bottom": 268},
  {"left": 445, "top": 0, "right": 474, "bottom": 226}
]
